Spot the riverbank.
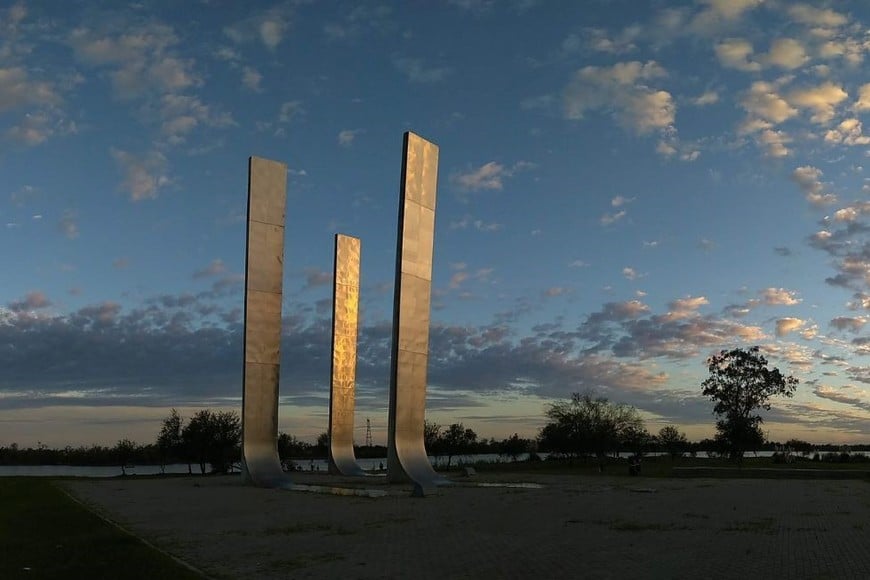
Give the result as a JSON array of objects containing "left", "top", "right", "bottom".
[{"left": 61, "top": 471, "right": 870, "bottom": 579}]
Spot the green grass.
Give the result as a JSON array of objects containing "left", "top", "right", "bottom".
[{"left": 0, "top": 478, "right": 204, "bottom": 580}]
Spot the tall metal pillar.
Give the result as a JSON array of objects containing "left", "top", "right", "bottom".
[
  {"left": 387, "top": 132, "right": 446, "bottom": 489},
  {"left": 328, "top": 233, "right": 366, "bottom": 476},
  {"left": 241, "top": 156, "right": 291, "bottom": 487}
]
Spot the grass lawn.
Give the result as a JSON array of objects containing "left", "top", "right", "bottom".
[{"left": 0, "top": 477, "right": 203, "bottom": 580}]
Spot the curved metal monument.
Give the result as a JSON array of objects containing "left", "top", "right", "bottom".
[
  {"left": 328, "top": 234, "right": 366, "bottom": 476},
  {"left": 387, "top": 132, "right": 448, "bottom": 489},
  {"left": 241, "top": 156, "right": 292, "bottom": 487}
]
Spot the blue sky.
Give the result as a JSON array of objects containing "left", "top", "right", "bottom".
[{"left": 1, "top": 0, "right": 868, "bottom": 447}]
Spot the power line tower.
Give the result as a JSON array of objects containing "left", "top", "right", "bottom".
[{"left": 365, "top": 418, "right": 373, "bottom": 447}]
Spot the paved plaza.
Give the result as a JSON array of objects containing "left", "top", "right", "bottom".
[{"left": 64, "top": 472, "right": 870, "bottom": 579}]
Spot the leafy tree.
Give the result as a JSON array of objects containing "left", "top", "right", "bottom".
[
  {"left": 498, "top": 433, "right": 531, "bottom": 462},
  {"left": 209, "top": 410, "right": 241, "bottom": 474},
  {"left": 440, "top": 423, "right": 478, "bottom": 468},
  {"left": 658, "top": 425, "right": 689, "bottom": 459},
  {"left": 277, "top": 432, "right": 312, "bottom": 469},
  {"left": 314, "top": 432, "right": 329, "bottom": 458},
  {"left": 701, "top": 346, "right": 798, "bottom": 464},
  {"left": 538, "top": 392, "right": 645, "bottom": 471},
  {"left": 621, "top": 425, "right": 652, "bottom": 458},
  {"left": 156, "top": 409, "right": 183, "bottom": 474},
  {"left": 114, "top": 438, "right": 136, "bottom": 476},
  {"left": 423, "top": 420, "right": 442, "bottom": 456},
  {"left": 181, "top": 409, "right": 241, "bottom": 474}
]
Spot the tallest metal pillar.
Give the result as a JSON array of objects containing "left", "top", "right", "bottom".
[
  {"left": 387, "top": 132, "right": 445, "bottom": 488},
  {"left": 241, "top": 156, "right": 291, "bottom": 487}
]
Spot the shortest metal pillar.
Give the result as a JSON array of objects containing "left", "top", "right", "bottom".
[{"left": 328, "top": 234, "right": 366, "bottom": 476}]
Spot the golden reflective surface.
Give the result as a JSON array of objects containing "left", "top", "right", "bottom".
[
  {"left": 242, "top": 156, "right": 291, "bottom": 487},
  {"left": 328, "top": 234, "right": 365, "bottom": 476},
  {"left": 387, "top": 132, "right": 446, "bottom": 487}
]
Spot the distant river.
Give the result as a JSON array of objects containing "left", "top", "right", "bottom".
[{"left": 0, "top": 451, "right": 781, "bottom": 478}]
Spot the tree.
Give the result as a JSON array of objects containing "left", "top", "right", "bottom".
[
  {"left": 538, "top": 392, "right": 645, "bottom": 471},
  {"left": 114, "top": 438, "right": 136, "bottom": 476},
  {"left": 156, "top": 408, "right": 183, "bottom": 474},
  {"left": 658, "top": 425, "right": 688, "bottom": 459},
  {"left": 209, "top": 410, "right": 241, "bottom": 474},
  {"left": 701, "top": 346, "right": 798, "bottom": 464},
  {"left": 181, "top": 409, "right": 241, "bottom": 474},
  {"left": 423, "top": 420, "right": 442, "bottom": 456},
  {"left": 440, "top": 423, "right": 478, "bottom": 468},
  {"left": 277, "top": 432, "right": 310, "bottom": 470},
  {"left": 498, "top": 433, "right": 531, "bottom": 462}
]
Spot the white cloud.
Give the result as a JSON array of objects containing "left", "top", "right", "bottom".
[
  {"left": 242, "top": 67, "right": 262, "bottom": 92},
  {"left": 854, "top": 83, "right": 870, "bottom": 112},
  {"left": 757, "top": 128, "right": 792, "bottom": 158},
  {"left": 818, "top": 37, "right": 869, "bottom": 66},
  {"left": 70, "top": 24, "right": 200, "bottom": 99},
  {"left": 692, "top": 90, "right": 719, "bottom": 106},
  {"left": 789, "top": 82, "right": 848, "bottom": 124},
  {"left": 279, "top": 101, "right": 304, "bottom": 123},
  {"left": 760, "top": 287, "right": 802, "bottom": 306},
  {"left": 776, "top": 317, "right": 805, "bottom": 337},
  {"left": 193, "top": 259, "right": 226, "bottom": 279},
  {"left": 824, "top": 118, "right": 870, "bottom": 146},
  {"left": 690, "top": 0, "right": 764, "bottom": 35},
  {"left": 338, "top": 129, "right": 362, "bottom": 147},
  {"left": 764, "top": 38, "right": 809, "bottom": 70},
  {"left": 611, "top": 195, "right": 634, "bottom": 207},
  {"left": 600, "top": 210, "right": 626, "bottom": 226},
  {"left": 579, "top": 26, "right": 640, "bottom": 55},
  {"left": 715, "top": 38, "right": 760, "bottom": 71},
  {"left": 452, "top": 161, "right": 533, "bottom": 192},
  {"left": 741, "top": 81, "right": 798, "bottom": 124},
  {"left": 661, "top": 295, "right": 708, "bottom": 321},
  {"left": 57, "top": 210, "right": 79, "bottom": 240},
  {"left": 0, "top": 67, "right": 60, "bottom": 112},
  {"left": 110, "top": 148, "right": 171, "bottom": 202},
  {"left": 791, "top": 165, "right": 838, "bottom": 206},
  {"left": 563, "top": 60, "right": 675, "bottom": 136},
  {"left": 393, "top": 57, "right": 451, "bottom": 84},
  {"left": 622, "top": 267, "right": 638, "bottom": 280},
  {"left": 787, "top": 4, "right": 847, "bottom": 28},
  {"left": 224, "top": 6, "right": 291, "bottom": 50}
]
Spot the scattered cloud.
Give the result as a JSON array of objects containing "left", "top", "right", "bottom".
[
  {"left": 241, "top": 66, "right": 262, "bottom": 92},
  {"left": 303, "top": 267, "right": 332, "bottom": 290},
  {"left": 788, "top": 82, "right": 848, "bottom": 124},
  {"left": 57, "top": 210, "right": 79, "bottom": 239},
  {"left": 776, "top": 317, "right": 805, "bottom": 337},
  {"left": 193, "top": 259, "right": 226, "bottom": 279},
  {"left": 110, "top": 148, "right": 171, "bottom": 202},
  {"left": 452, "top": 161, "right": 534, "bottom": 192},
  {"left": 393, "top": 57, "right": 451, "bottom": 84},
  {"left": 8, "top": 291, "right": 51, "bottom": 312},
  {"left": 338, "top": 129, "right": 362, "bottom": 147},
  {"left": 600, "top": 210, "right": 626, "bottom": 226},
  {"left": 792, "top": 166, "right": 838, "bottom": 207},
  {"left": 563, "top": 60, "right": 675, "bottom": 137}
]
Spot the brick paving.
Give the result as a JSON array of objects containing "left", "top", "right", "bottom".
[{"left": 63, "top": 473, "right": 870, "bottom": 579}]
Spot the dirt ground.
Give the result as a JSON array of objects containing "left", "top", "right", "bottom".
[{"left": 63, "top": 472, "right": 870, "bottom": 579}]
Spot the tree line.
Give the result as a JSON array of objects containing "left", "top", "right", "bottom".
[{"left": 3, "top": 346, "right": 867, "bottom": 472}]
